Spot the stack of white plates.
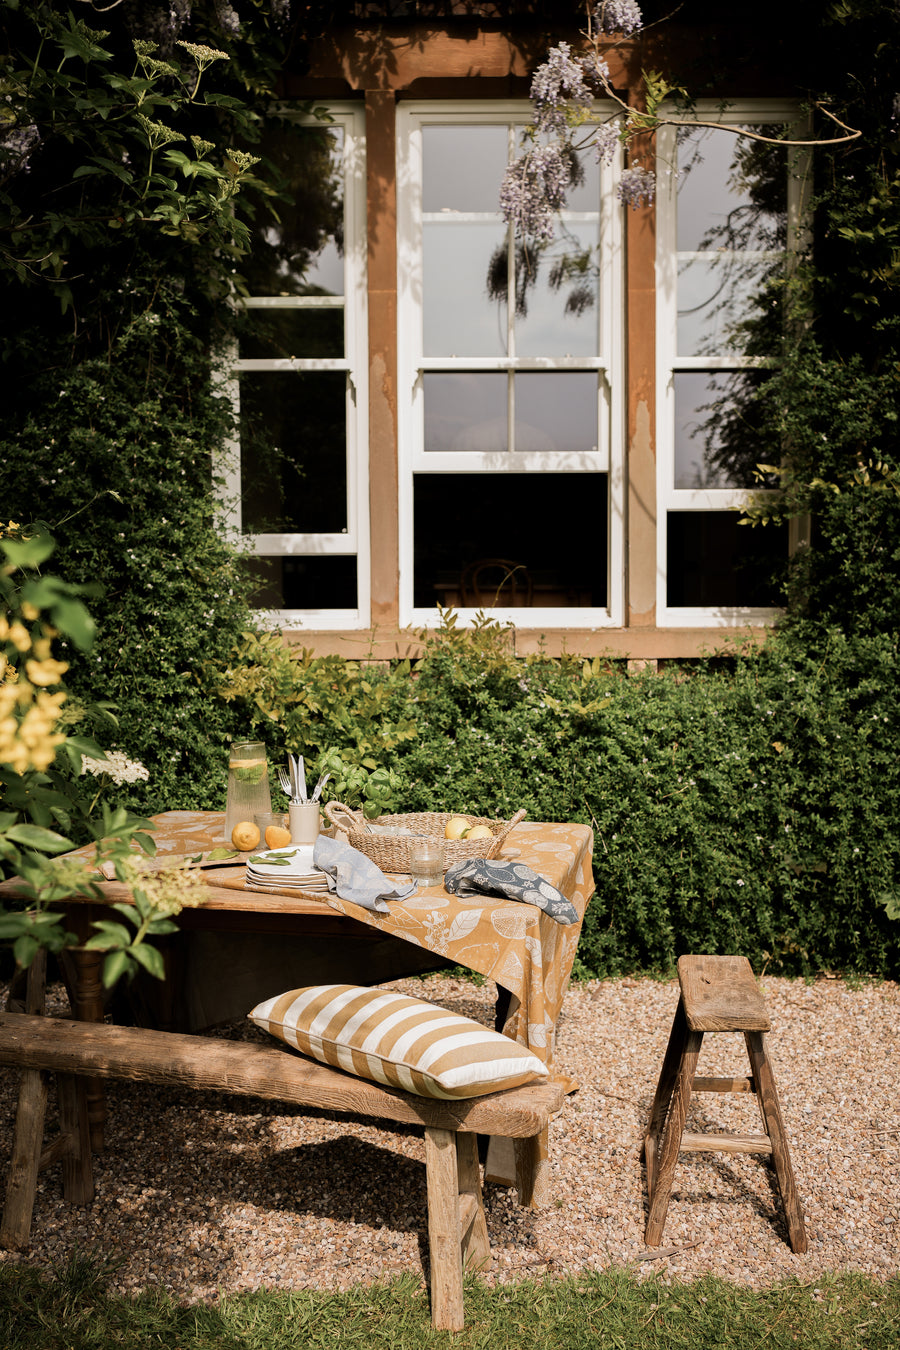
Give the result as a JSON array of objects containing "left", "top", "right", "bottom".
[{"left": 245, "top": 844, "right": 330, "bottom": 893}]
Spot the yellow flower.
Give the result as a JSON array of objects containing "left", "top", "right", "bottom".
[
  {"left": 6, "top": 621, "right": 30, "bottom": 653},
  {"left": 25, "top": 657, "right": 69, "bottom": 687},
  {"left": 21, "top": 602, "right": 39, "bottom": 621}
]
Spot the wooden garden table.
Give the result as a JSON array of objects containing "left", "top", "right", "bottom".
[{"left": 2, "top": 811, "right": 594, "bottom": 1203}]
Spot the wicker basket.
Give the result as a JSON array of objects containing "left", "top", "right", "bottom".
[{"left": 323, "top": 802, "right": 526, "bottom": 874}]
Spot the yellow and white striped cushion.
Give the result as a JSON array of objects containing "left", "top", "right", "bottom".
[{"left": 249, "top": 984, "right": 548, "bottom": 1099}]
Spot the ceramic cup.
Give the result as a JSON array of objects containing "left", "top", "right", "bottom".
[{"left": 289, "top": 801, "right": 321, "bottom": 846}]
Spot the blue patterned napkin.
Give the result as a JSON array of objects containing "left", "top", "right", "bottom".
[
  {"left": 313, "top": 835, "right": 416, "bottom": 913},
  {"left": 443, "top": 858, "right": 578, "bottom": 925}
]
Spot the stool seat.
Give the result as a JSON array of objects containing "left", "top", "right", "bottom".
[{"left": 642, "top": 954, "right": 807, "bottom": 1254}]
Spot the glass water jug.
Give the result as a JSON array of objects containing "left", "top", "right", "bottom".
[{"left": 224, "top": 740, "right": 271, "bottom": 842}]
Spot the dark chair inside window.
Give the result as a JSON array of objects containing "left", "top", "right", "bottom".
[{"left": 460, "top": 558, "right": 534, "bottom": 608}]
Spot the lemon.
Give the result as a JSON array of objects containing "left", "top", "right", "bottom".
[
  {"left": 444, "top": 815, "right": 471, "bottom": 840},
  {"left": 265, "top": 824, "right": 292, "bottom": 849},
  {"left": 228, "top": 757, "right": 267, "bottom": 785},
  {"left": 464, "top": 823, "right": 493, "bottom": 841},
  {"left": 232, "top": 820, "right": 261, "bottom": 851}
]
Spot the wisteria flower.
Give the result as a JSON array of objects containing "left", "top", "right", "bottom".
[
  {"left": 530, "top": 42, "right": 598, "bottom": 135},
  {"left": 595, "top": 0, "right": 643, "bottom": 35},
  {"left": 617, "top": 163, "right": 656, "bottom": 208}
]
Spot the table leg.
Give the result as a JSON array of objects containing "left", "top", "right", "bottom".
[{"left": 60, "top": 946, "right": 108, "bottom": 1152}]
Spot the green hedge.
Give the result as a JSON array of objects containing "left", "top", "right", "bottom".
[{"left": 202, "top": 617, "right": 900, "bottom": 982}]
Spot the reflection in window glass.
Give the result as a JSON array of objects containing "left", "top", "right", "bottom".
[
  {"left": 413, "top": 474, "right": 607, "bottom": 608},
  {"left": 424, "top": 222, "right": 507, "bottom": 357},
  {"left": 677, "top": 126, "right": 787, "bottom": 253},
  {"left": 238, "top": 310, "right": 344, "bottom": 361},
  {"left": 667, "top": 512, "right": 787, "bottom": 607},
  {"left": 677, "top": 254, "right": 776, "bottom": 358},
  {"left": 423, "top": 125, "right": 509, "bottom": 212},
  {"left": 247, "top": 555, "right": 357, "bottom": 610},
  {"left": 674, "top": 371, "right": 767, "bottom": 489},
  {"left": 239, "top": 372, "right": 347, "bottom": 534},
  {"left": 424, "top": 374, "right": 507, "bottom": 452},
  {"left": 516, "top": 223, "right": 600, "bottom": 357},
  {"left": 516, "top": 373, "right": 598, "bottom": 453},
  {"left": 241, "top": 125, "right": 345, "bottom": 297}
]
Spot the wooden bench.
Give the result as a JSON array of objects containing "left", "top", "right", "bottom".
[
  {"left": 0, "top": 1002, "right": 564, "bottom": 1332},
  {"left": 643, "top": 954, "right": 807, "bottom": 1254}
]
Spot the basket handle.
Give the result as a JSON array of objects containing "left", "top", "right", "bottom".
[
  {"left": 485, "top": 808, "right": 527, "bottom": 858},
  {"left": 323, "top": 800, "right": 367, "bottom": 836}
]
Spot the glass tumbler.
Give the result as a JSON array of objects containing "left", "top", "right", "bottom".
[
  {"left": 225, "top": 741, "right": 272, "bottom": 842},
  {"left": 409, "top": 837, "right": 444, "bottom": 887}
]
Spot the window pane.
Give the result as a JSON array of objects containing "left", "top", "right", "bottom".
[
  {"left": 424, "top": 373, "right": 507, "bottom": 452},
  {"left": 516, "top": 223, "right": 600, "bottom": 357},
  {"left": 423, "top": 125, "right": 509, "bottom": 212},
  {"left": 242, "top": 125, "right": 345, "bottom": 296},
  {"left": 674, "top": 370, "right": 768, "bottom": 489},
  {"left": 677, "top": 253, "right": 779, "bottom": 358},
  {"left": 667, "top": 512, "right": 786, "bottom": 607},
  {"left": 516, "top": 373, "right": 598, "bottom": 452},
  {"left": 239, "top": 372, "right": 347, "bottom": 533},
  {"left": 238, "top": 309, "right": 344, "bottom": 361},
  {"left": 424, "top": 222, "right": 507, "bottom": 356},
  {"left": 677, "top": 126, "right": 787, "bottom": 253},
  {"left": 247, "top": 555, "right": 357, "bottom": 610},
  {"left": 413, "top": 474, "right": 607, "bottom": 608}
]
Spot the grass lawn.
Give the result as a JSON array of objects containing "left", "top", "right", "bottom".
[{"left": 0, "top": 1254, "right": 898, "bottom": 1350}]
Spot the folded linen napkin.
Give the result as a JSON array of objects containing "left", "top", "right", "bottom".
[
  {"left": 313, "top": 834, "right": 416, "bottom": 913},
  {"left": 443, "top": 858, "right": 578, "bottom": 925}
]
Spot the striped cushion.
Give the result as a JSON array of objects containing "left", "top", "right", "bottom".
[{"left": 248, "top": 984, "right": 548, "bottom": 1099}]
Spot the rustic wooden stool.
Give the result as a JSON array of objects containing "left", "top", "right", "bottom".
[{"left": 642, "top": 954, "right": 807, "bottom": 1253}]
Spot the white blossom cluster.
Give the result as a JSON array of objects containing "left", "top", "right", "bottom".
[{"left": 81, "top": 750, "right": 150, "bottom": 786}]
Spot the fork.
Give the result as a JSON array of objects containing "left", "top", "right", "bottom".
[{"left": 276, "top": 766, "right": 294, "bottom": 799}]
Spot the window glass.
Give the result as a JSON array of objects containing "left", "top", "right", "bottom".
[
  {"left": 246, "top": 555, "right": 357, "bottom": 610},
  {"left": 413, "top": 473, "right": 607, "bottom": 609},
  {"left": 239, "top": 372, "right": 347, "bottom": 534},
  {"left": 676, "top": 126, "right": 787, "bottom": 253},
  {"left": 423, "top": 125, "right": 509, "bottom": 212},
  {"left": 674, "top": 370, "right": 767, "bottom": 489},
  {"left": 238, "top": 310, "right": 344, "bottom": 361},
  {"left": 667, "top": 512, "right": 787, "bottom": 607},
  {"left": 423, "top": 222, "right": 508, "bottom": 356},
  {"left": 677, "top": 254, "right": 775, "bottom": 358},
  {"left": 515, "top": 223, "right": 601, "bottom": 357},
  {"left": 424, "top": 373, "right": 507, "bottom": 452},
  {"left": 515, "top": 373, "right": 598, "bottom": 453},
  {"left": 241, "top": 124, "right": 345, "bottom": 296}
]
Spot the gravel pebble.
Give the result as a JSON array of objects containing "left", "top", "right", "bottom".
[{"left": 1, "top": 973, "right": 897, "bottom": 1300}]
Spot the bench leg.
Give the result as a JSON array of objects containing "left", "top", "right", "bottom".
[
  {"left": 456, "top": 1133, "right": 491, "bottom": 1273},
  {"left": 745, "top": 1031, "right": 808, "bottom": 1254},
  {"left": 56, "top": 1074, "right": 94, "bottom": 1206},
  {"left": 424, "top": 1127, "right": 468, "bottom": 1331},
  {"left": 643, "top": 997, "right": 689, "bottom": 1208},
  {"left": 0, "top": 1067, "right": 49, "bottom": 1250},
  {"left": 644, "top": 1022, "right": 703, "bottom": 1247}
]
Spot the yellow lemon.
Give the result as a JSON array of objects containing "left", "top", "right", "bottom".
[
  {"left": 265, "top": 824, "right": 292, "bottom": 849},
  {"left": 231, "top": 820, "right": 261, "bottom": 851},
  {"left": 444, "top": 815, "right": 471, "bottom": 840},
  {"left": 464, "top": 823, "right": 493, "bottom": 841}
]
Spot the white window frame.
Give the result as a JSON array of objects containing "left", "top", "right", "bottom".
[
  {"left": 215, "top": 104, "right": 369, "bottom": 630},
  {"left": 655, "top": 100, "right": 811, "bottom": 627},
  {"left": 396, "top": 101, "right": 625, "bottom": 629}
]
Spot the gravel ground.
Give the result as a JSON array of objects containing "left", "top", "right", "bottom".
[{"left": 1, "top": 973, "right": 898, "bottom": 1300}]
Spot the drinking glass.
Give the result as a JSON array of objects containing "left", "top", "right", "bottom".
[{"left": 409, "top": 837, "right": 444, "bottom": 886}]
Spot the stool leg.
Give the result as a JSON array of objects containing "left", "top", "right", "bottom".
[
  {"left": 643, "top": 997, "right": 689, "bottom": 1206},
  {"left": 644, "top": 1024, "right": 703, "bottom": 1247},
  {"left": 745, "top": 1032, "right": 808, "bottom": 1254}
]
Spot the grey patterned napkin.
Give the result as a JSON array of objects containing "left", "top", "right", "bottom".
[
  {"left": 443, "top": 858, "right": 578, "bottom": 925},
  {"left": 313, "top": 835, "right": 416, "bottom": 913}
]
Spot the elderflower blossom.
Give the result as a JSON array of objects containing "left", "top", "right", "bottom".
[
  {"left": 135, "top": 114, "right": 184, "bottom": 146},
  {"left": 595, "top": 0, "right": 643, "bottom": 35},
  {"left": 117, "top": 855, "right": 207, "bottom": 917},
  {"left": 81, "top": 751, "right": 150, "bottom": 787},
  {"left": 176, "top": 41, "right": 229, "bottom": 66}
]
